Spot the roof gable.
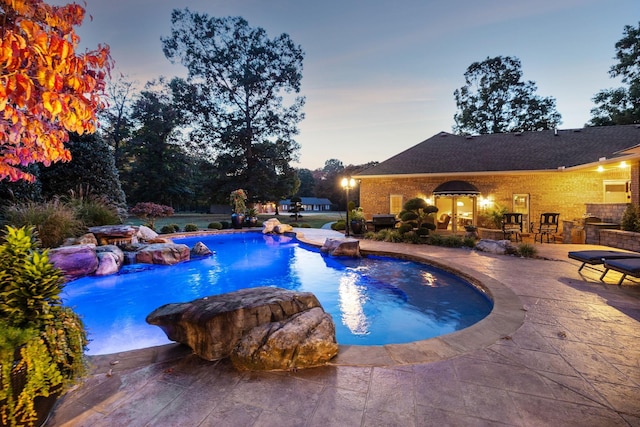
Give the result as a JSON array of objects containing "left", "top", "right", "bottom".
[{"left": 357, "top": 125, "right": 640, "bottom": 176}]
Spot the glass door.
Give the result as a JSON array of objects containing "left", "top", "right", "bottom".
[
  {"left": 512, "top": 194, "right": 530, "bottom": 232},
  {"left": 435, "top": 196, "right": 476, "bottom": 233}
]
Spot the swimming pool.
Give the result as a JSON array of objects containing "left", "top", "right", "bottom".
[{"left": 62, "top": 232, "right": 493, "bottom": 355}]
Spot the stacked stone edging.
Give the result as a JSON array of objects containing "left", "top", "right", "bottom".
[{"left": 599, "top": 229, "right": 640, "bottom": 252}]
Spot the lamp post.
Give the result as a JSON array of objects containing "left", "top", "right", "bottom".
[{"left": 341, "top": 177, "right": 356, "bottom": 237}]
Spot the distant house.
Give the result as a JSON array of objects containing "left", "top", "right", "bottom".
[
  {"left": 280, "top": 197, "right": 333, "bottom": 212},
  {"left": 355, "top": 125, "right": 640, "bottom": 233}
]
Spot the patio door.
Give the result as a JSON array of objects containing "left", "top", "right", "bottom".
[
  {"left": 435, "top": 196, "right": 476, "bottom": 233},
  {"left": 512, "top": 194, "right": 530, "bottom": 232}
]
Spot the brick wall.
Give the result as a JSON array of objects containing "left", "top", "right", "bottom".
[{"left": 359, "top": 166, "right": 635, "bottom": 224}]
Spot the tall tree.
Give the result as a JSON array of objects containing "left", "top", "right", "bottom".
[
  {"left": 39, "top": 132, "right": 126, "bottom": 208},
  {"left": 453, "top": 56, "right": 561, "bottom": 135},
  {"left": 162, "top": 11, "right": 305, "bottom": 203},
  {"left": 294, "top": 168, "right": 315, "bottom": 196},
  {"left": 0, "top": 0, "right": 112, "bottom": 182},
  {"left": 588, "top": 22, "right": 640, "bottom": 126},
  {"left": 120, "top": 79, "right": 192, "bottom": 206},
  {"left": 99, "top": 74, "right": 138, "bottom": 170}
]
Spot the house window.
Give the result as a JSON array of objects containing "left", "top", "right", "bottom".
[
  {"left": 390, "top": 195, "right": 403, "bottom": 215},
  {"left": 603, "top": 180, "right": 630, "bottom": 203}
]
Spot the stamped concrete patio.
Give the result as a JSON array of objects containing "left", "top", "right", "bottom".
[{"left": 49, "top": 230, "right": 640, "bottom": 426}]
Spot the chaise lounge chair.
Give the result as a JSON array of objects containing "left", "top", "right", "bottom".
[
  {"left": 602, "top": 257, "right": 640, "bottom": 286},
  {"left": 568, "top": 250, "right": 640, "bottom": 281}
]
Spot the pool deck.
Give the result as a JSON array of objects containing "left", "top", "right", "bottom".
[{"left": 49, "top": 229, "right": 640, "bottom": 426}]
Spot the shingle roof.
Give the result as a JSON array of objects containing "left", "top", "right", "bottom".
[
  {"left": 281, "top": 197, "right": 333, "bottom": 205},
  {"left": 356, "top": 125, "right": 640, "bottom": 176}
]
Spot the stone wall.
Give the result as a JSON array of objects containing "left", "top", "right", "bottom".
[
  {"left": 584, "top": 203, "right": 628, "bottom": 223},
  {"left": 599, "top": 230, "right": 640, "bottom": 252},
  {"left": 359, "top": 167, "right": 633, "bottom": 225}
]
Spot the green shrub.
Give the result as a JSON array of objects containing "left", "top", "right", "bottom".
[
  {"left": 384, "top": 230, "right": 404, "bottom": 243},
  {"left": 463, "top": 237, "right": 477, "bottom": 248},
  {"left": 620, "top": 203, "right": 640, "bottom": 232},
  {"left": 442, "top": 235, "right": 464, "bottom": 247},
  {"left": 401, "top": 231, "right": 422, "bottom": 244},
  {"left": 332, "top": 220, "right": 346, "bottom": 231},
  {"left": 2, "top": 199, "right": 83, "bottom": 248},
  {"left": 517, "top": 243, "right": 537, "bottom": 258},
  {"left": 66, "top": 187, "right": 123, "bottom": 227},
  {"left": 289, "top": 222, "right": 299, "bottom": 228},
  {"left": 184, "top": 223, "right": 198, "bottom": 232},
  {"left": 300, "top": 223, "right": 311, "bottom": 228},
  {"left": 170, "top": 223, "right": 180, "bottom": 232},
  {"left": 208, "top": 222, "right": 223, "bottom": 230},
  {"left": 0, "top": 226, "right": 64, "bottom": 328},
  {"left": 363, "top": 231, "right": 377, "bottom": 240},
  {"left": 427, "top": 233, "right": 445, "bottom": 246},
  {"left": 416, "top": 226, "right": 431, "bottom": 236},
  {"left": 398, "top": 223, "right": 413, "bottom": 234},
  {"left": 220, "top": 221, "right": 230, "bottom": 229},
  {"left": 160, "top": 225, "right": 175, "bottom": 234},
  {"left": 0, "top": 226, "right": 87, "bottom": 425}
]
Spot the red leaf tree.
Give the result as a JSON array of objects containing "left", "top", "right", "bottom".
[{"left": 0, "top": 0, "right": 112, "bottom": 182}]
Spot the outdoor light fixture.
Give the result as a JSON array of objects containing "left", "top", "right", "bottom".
[{"left": 341, "top": 177, "right": 356, "bottom": 237}]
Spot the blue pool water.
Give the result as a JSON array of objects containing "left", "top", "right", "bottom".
[{"left": 62, "top": 232, "right": 493, "bottom": 355}]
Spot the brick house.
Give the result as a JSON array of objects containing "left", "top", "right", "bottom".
[{"left": 355, "top": 125, "right": 640, "bottom": 234}]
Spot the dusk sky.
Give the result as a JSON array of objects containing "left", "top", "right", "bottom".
[{"left": 54, "top": 0, "right": 638, "bottom": 170}]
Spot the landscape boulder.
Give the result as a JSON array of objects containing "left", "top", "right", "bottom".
[
  {"left": 88, "top": 225, "right": 138, "bottom": 245},
  {"left": 95, "top": 244, "right": 125, "bottom": 267},
  {"left": 49, "top": 244, "right": 99, "bottom": 279},
  {"left": 62, "top": 233, "right": 98, "bottom": 246},
  {"left": 137, "top": 225, "right": 159, "bottom": 241},
  {"left": 320, "top": 238, "right": 361, "bottom": 257},
  {"left": 262, "top": 218, "right": 294, "bottom": 234},
  {"left": 231, "top": 306, "right": 338, "bottom": 371},
  {"left": 146, "top": 287, "right": 336, "bottom": 368},
  {"left": 135, "top": 243, "right": 190, "bottom": 265},
  {"left": 94, "top": 251, "right": 121, "bottom": 276},
  {"left": 475, "top": 239, "right": 517, "bottom": 255},
  {"left": 274, "top": 223, "right": 294, "bottom": 234},
  {"left": 190, "top": 241, "right": 213, "bottom": 257}
]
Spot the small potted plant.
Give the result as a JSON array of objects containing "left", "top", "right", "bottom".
[
  {"left": 350, "top": 207, "right": 366, "bottom": 235},
  {"left": 229, "top": 189, "right": 247, "bottom": 229},
  {"left": 245, "top": 207, "right": 259, "bottom": 227},
  {"left": 0, "top": 226, "right": 88, "bottom": 427}
]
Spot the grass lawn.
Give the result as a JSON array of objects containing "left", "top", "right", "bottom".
[{"left": 123, "top": 212, "right": 343, "bottom": 231}]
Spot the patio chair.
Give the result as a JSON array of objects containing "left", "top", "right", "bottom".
[
  {"left": 533, "top": 213, "right": 560, "bottom": 243},
  {"left": 567, "top": 250, "right": 640, "bottom": 280},
  {"left": 501, "top": 213, "right": 523, "bottom": 242},
  {"left": 437, "top": 214, "right": 450, "bottom": 230},
  {"left": 602, "top": 257, "right": 640, "bottom": 286}
]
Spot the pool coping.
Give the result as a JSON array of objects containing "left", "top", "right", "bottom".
[{"left": 87, "top": 230, "right": 525, "bottom": 369}]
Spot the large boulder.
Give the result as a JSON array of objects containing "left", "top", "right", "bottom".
[
  {"left": 231, "top": 307, "right": 338, "bottom": 371},
  {"left": 49, "top": 244, "right": 99, "bottom": 279},
  {"left": 136, "top": 225, "right": 159, "bottom": 241},
  {"left": 262, "top": 219, "right": 294, "bottom": 234},
  {"left": 62, "top": 233, "right": 98, "bottom": 246},
  {"left": 146, "top": 287, "right": 331, "bottom": 363},
  {"left": 320, "top": 238, "right": 361, "bottom": 257},
  {"left": 135, "top": 243, "right": 190, "bottom": 265},
  {"left": 262, "top": 218, "right": 281, "bottom": 234},
  {"left": 94, "top": 251, "right": 121, "bottom": 276},
  {"left": 88, "top": 225, "right": 138, "bottom": 245},
  {"left": 475, "top": 239, "right": 517, "bottom": 255},
  {"left": 95, "top": 244, "right": 124, "bottom": 267},
  {"left": 190, "top": 241, "right": 213, "bottom": 257}
]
